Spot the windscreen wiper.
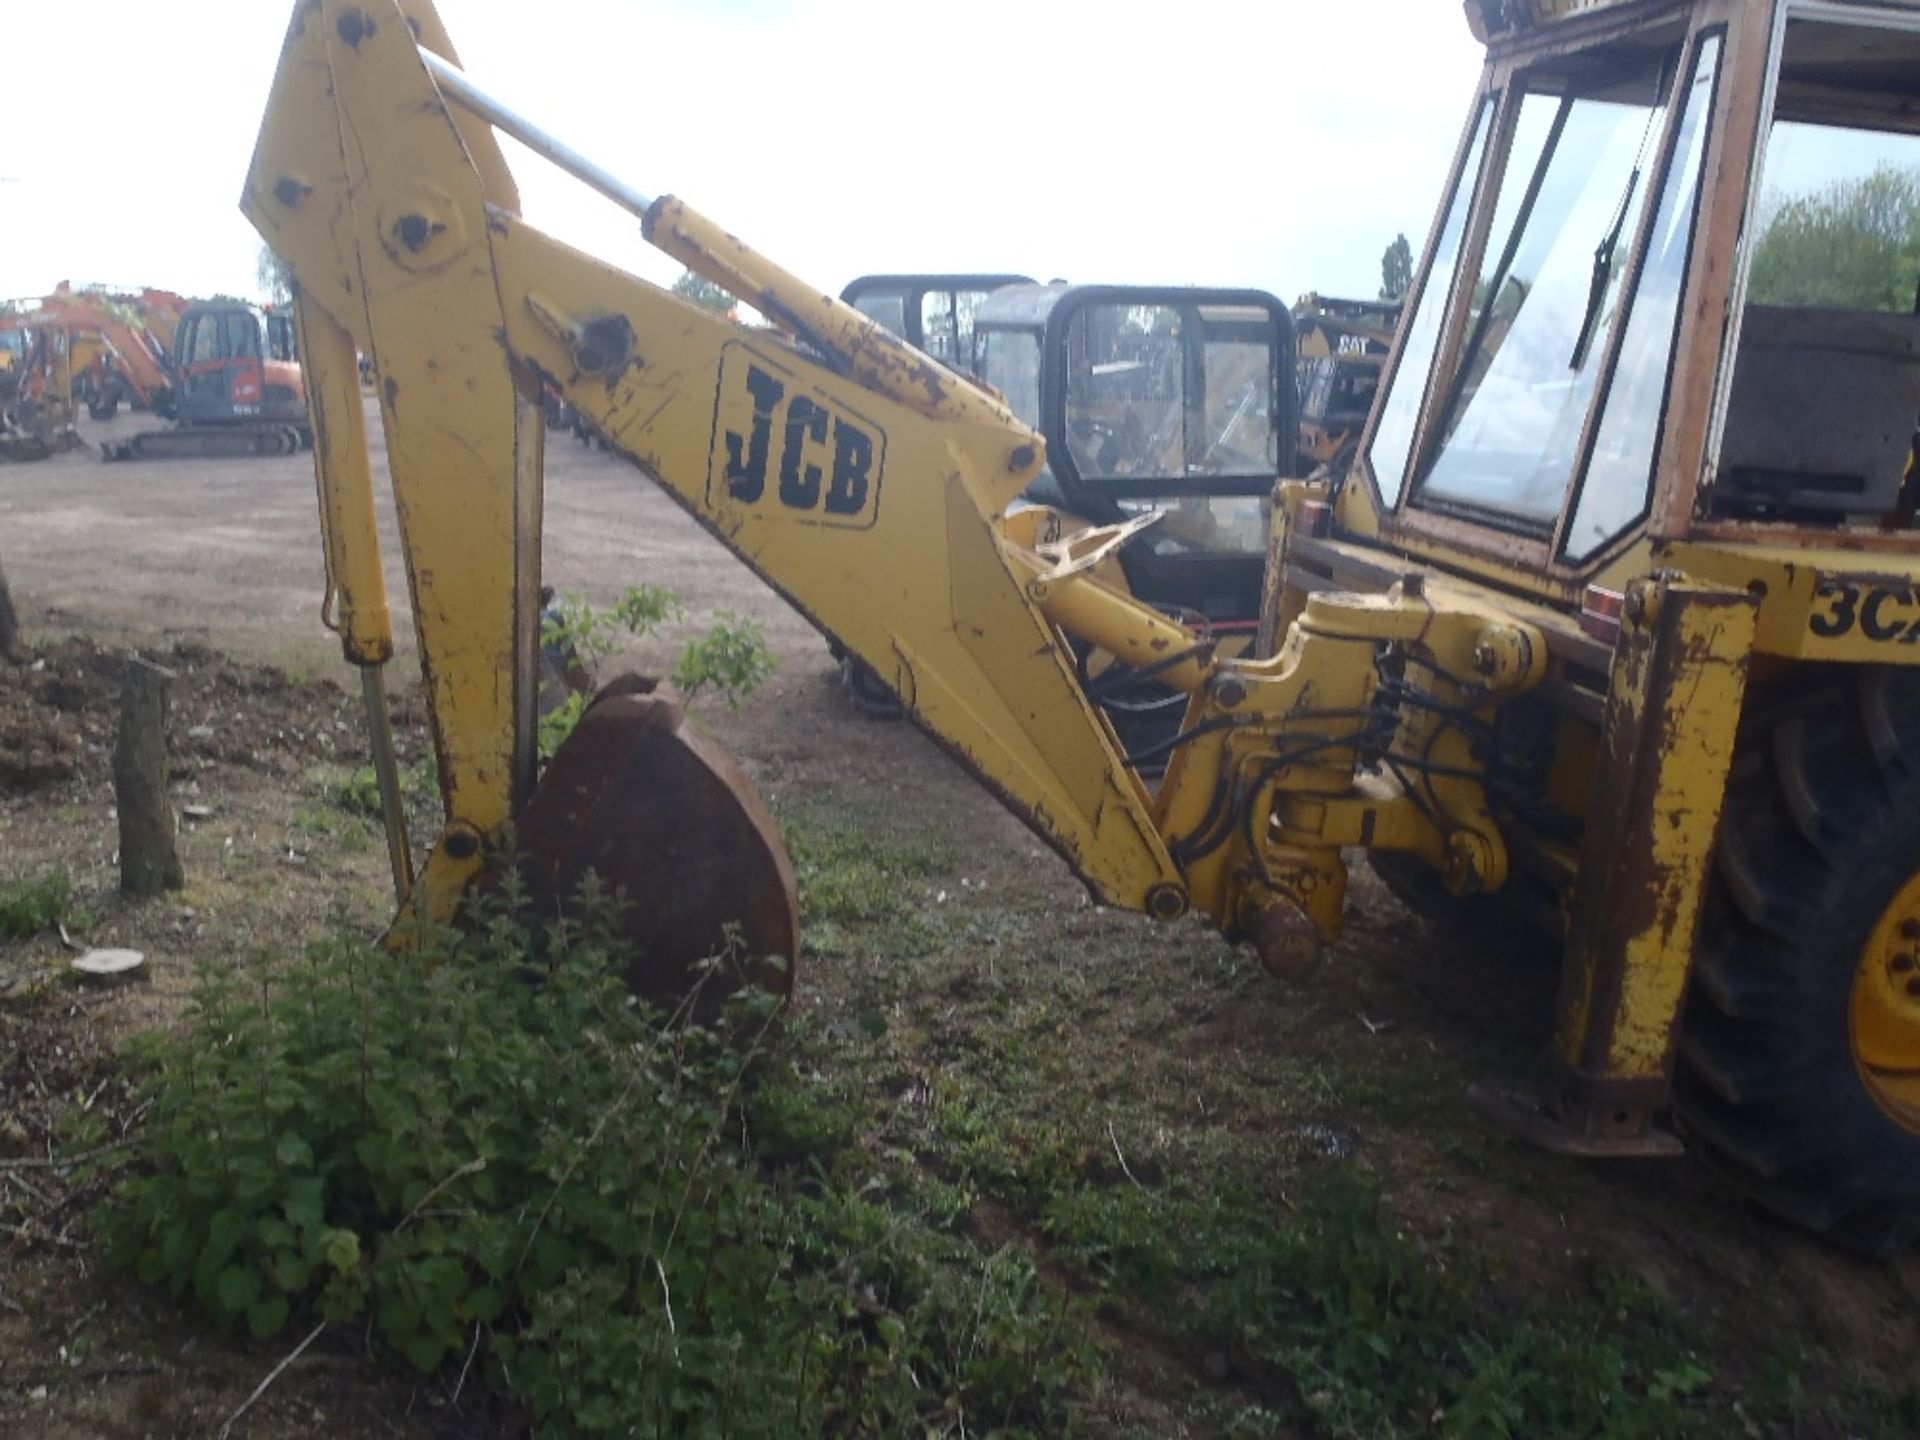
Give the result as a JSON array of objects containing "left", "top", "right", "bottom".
[{"left": 1568, "top": 166, "right": 1640, "bottom": 371}]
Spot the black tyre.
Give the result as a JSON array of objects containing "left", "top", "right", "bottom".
[
  {"left": 88, "top": 392, "right": 120, "bottom": 422},
  {"left": 1673, "top": 668, "right": 1920, "bottom": 1256},
  {"left": 839, "top": 656, "right": 904, "bottom": 721}
]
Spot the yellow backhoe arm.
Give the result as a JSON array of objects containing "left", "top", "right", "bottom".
[{"left": 244, "top": 0, "right": 1544, "bottom": 973}]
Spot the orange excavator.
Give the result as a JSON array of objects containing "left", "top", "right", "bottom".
[
  {"left": 0, "top": 285, "right": 308, "bottom": 459},
  {"left": 0, "top": 285, "right": 180, "bottom": 421}
]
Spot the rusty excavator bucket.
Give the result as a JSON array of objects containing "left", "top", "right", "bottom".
[{"left": 504, "top": 679, "right": 799, "bottom": 1017}]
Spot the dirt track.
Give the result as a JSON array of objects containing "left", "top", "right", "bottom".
[{"left": 1, "top": 402, "right": 816, "bottom": 672}]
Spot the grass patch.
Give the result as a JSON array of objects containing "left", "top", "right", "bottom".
[
  {"left": 762, "top": 786, "right": 1919, "bottom": 1437},
  {"left": 781, "top": 803, "right": 953, "bottom": 960},
  {"left": 929, "top": 1072, "right": 1796, "bottom": 1438},
  {"left": 98, "top": 885, "right": 1089, "bottom": 1437},
  {"left": 0, "top": 867, "right": 72, "bottom": 939}
]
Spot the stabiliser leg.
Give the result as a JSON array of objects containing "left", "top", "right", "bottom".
[{"left": 1471, "top": 577, "right": 1757, "bottom": 1156}]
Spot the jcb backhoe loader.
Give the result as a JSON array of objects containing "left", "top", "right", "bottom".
[{"left": 248, "top": 0, "right": 1920, "bottom": 1254}]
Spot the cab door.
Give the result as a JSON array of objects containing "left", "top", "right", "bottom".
[
  {"left": 174, "top": 308, "right": 267, "bottom": 425},
  {"left": 1045, "top": 287, "right": 1297, "bottom": 637}
]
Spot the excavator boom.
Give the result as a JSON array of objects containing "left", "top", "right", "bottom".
[{"left": 246, "top": 0, "right": 1536, "bottom": 988}]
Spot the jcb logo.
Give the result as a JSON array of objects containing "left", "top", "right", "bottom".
[{"left": 709, "top": 347, "right": 886, "bottom": 529}]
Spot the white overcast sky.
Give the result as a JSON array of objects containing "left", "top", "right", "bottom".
[{"left": 0, "top": 1, "right": 1484, "bottom": 307}]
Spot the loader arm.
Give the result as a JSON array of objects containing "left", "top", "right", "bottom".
[{"left": 244, "top": 0, "right": 1546, "bottom": 969}]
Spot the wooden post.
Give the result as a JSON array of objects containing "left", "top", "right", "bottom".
[
  {"left": 0, "top": 554, "right": 22, "bottom": 664},
  {"left": 114, "top": 657, "right": 184, "bottom": 896}
]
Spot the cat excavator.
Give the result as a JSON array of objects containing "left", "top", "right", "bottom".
[
  {"left": 249, "top": 0, "right": 1920, "bottom": 1253},
  {"left": 1291, "top": 294, "right": 1400, "bottom": 475}
]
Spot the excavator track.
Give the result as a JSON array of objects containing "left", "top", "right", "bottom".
[{"left": 102, "top": 424, "right": 308, "bottom": 462}]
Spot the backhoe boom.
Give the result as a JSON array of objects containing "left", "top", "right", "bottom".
[{"left": 245, "top": 0, "right": 1529, "bottom": 973}]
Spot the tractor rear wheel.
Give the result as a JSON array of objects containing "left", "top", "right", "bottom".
[{"left": 1673, "top": 668, "right": 1920, "bottom": 1256}]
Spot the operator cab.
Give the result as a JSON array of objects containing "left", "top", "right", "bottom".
[
  {"left": 974, "top": 283, "right": 1296, "bottom": 634},
  {"left": 1346, "top": 0, "right": 1920, "bottom": 595},
  {"left": 172, "top": 302, "right": 304, "bottom": 427},
  {"left": 839, "top": 274, "right": 1033, "bottom": 376},
  {"left": 0, "top": 327, "right": 24, "bottom": 397}
]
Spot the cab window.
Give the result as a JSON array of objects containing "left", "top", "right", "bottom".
[
  {"left": 1709, "top": 15, "right": 1920, "bottom": 526},
  {"left": 1414, "top": 50, "right": 1678, "bottom": 527},
  {"left": 1368, "top": 98, "right": 1494, "bottom": 503},
  {"left": 851, "top": 290, "right": 907, "bottom": 336},
  {"left": 1565, "top": 34, "right": 1722, "bottom": 559},
  {"left": 227, "top": 314, "right": 261, "bottom": 360},
  {"left": 978, "top": 328, "right": 1042, "bottom": 431}
]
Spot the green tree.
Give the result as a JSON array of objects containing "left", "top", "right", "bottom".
[
  {"left": 1749, "top": 165, "right": 1920, "bottom": 312},
  {"left": 671, "top": 268, "right": 734, "bottom": 315},
  {"left": 1380, "top": 233, "right": 1414, "bottom": 303}
]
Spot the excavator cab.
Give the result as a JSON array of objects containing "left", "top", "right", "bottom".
[
  {"left": 979, "top": 284, "right": 1295, "bottom": 636},
  {"left": 1291, "top": 295, "right": 1399, "bottom": 475},
  {"left": 171, "top": 301, "right": 305, "bottom": 430},
  {"left": 0, "top": 326, "right": 22, "bottom": 398},
  {"left": 839, "top": 274, "right": 1034, "bottom": 375},
  {"left": 0, "top": 323, "right": 79, "bottom": 461},
  {"left": 1253, "top": 0, "right": 1920, "bottom": 1250}
]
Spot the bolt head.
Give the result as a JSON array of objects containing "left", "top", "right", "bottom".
[{"left": 396, "top": 213, "right": 433, "bottom": 251}]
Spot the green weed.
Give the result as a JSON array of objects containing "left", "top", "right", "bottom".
[
  {"left": 0, "top": 867, "right": 72, "bottom": 939},
  {"left": 929, "top": 1069, "right": 1742, "bottom": 1438},
  {"left": 535, "top": 587, "right": 776, "bottom": 757},
  {"left": 672, "top": 611, "right": 777, "bottom": 710},
  {"left": 781, "top": 808, "right": 951, "bottom": 959},
  {"left": 98, "top": 886, "right": 1087, "bottom": 1437}
]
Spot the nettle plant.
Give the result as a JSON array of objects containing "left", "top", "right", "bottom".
[
  {"left": 99, "top": 882, "right": 1086, "bottom": 1438},
  {"left": 537, "top": 583, "right": 776, "bottom": 760}
]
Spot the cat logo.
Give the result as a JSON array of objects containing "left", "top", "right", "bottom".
[{"left": 708, "top": 345, "right": 886, "bottom": 529}]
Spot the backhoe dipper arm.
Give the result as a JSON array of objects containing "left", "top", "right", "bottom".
[
  {"left": 245, "top": 0, "right": 1186, "bottom": 928},
  {"left": 244, "top": 0, "right": 1545, "bottom": 962}
]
